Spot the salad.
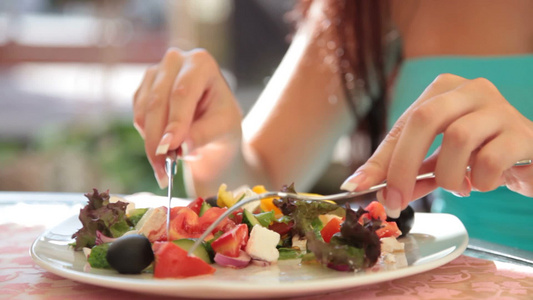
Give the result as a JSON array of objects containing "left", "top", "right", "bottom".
[{"left": 71, "top": 184, "right": 414, "bottom": 278}]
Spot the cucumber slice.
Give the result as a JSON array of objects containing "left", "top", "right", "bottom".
[
  {"left": 278, "top": 248, "right": 303, "bottom": 260},
  {"left": 204, "top": 231, "right": 223, "bottom": 261},
  {"left": 198, "top": 201, "right": 212, "bottom": 217},
  {"left": 172, "top": 238, "right": 212, "bottom": 264},
  {"left": 242, "top": 209, "right": 261, "bottom": 231},
  {"left": 127, "top": 208, "right": 149, "bottom": 227}
]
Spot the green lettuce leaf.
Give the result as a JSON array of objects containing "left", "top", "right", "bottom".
[
  {"left": 71, "top": 189, "right": 131, "bottom": 250},
  {"left": 274, "top": 184, "right": 381, "bottom": 271},
  {"left": 273, "top": 183, "right": 342, "bottom": 235}
]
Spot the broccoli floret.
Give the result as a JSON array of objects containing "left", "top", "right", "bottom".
[{"left": 88, "top": 243, "right": 111, "bottom": 269}]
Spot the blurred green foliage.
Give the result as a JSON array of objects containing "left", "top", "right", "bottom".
[
  {"left": 46, "top": 120, "right": 160, "bottom": 194},
  {"left": 0, "top": 119, "right": 190, "bottom": 197},
  {"left": 0, "top": 120, "right": 159, "bottom": 194}
]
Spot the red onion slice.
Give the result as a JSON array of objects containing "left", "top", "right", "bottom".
[
  {"left": 251, "top": 259, "right": 271, "bottom": 267},
  {"left": 214, "top": 250, "right": 251, "bottom": 269},
  {"left": 95, "top": 230, "right": 117, "bottom": 245},
  {"left": 327, "top": 262, "right": 352, "bottom": 272}
]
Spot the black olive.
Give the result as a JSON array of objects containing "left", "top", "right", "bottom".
[
  {"left": 205, "top": 195, "right": 219, "bottom": 207},
  {"left": 386, "top": 205, "right": 415, "bottom": 237},
  {"left": 106, "top": 234, "right": 154, "bottom": 274}
]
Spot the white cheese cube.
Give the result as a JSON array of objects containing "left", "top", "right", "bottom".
[
  {"left": 291, "top": 234, "right": 307, "bottom": 253},
  {"left": 245, "top": 225, "right": 280, "bottom": 262},
  {"left": 135, "top": 206, "right": 167, "bottom": 242},
  {"left": 82, "top": 247, "right": 92, "bottom": 259},
  {"left": 383, "top": 253, "right": 396, "bottom": 264},
  {"left": 381, "top": 237, "right": 405, "bottom": 253}
]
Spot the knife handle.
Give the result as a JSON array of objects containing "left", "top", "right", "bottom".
[{"left": 165, "top": 150, "right": 178, "bottom": 176}]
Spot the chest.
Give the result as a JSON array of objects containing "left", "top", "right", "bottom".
[{"left": 391, "top": 0, "right": 533, "bottom": 58}]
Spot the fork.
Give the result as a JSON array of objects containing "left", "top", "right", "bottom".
[{"left": 187, "top": 159, "right": 532, "bottom": 255}]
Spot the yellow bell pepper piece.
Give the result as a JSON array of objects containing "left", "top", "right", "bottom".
[
  {"left": 252, "top": 185, "right": 282, "bottom": 215},
  {"left": 217, "top": 184, "right": 237, "bottom": 208}
]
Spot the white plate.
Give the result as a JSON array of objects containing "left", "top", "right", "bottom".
[{"left": 31, "top": 209, "right": 468, "bottom": 299}]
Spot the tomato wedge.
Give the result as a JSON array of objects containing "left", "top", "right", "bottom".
[
  {"left": 169, "top": 206, "right": 184, "bottom": 220},
  {"left": 153, "top": 241, "right": 215, "bottom": 278},
  {"left": 187, "top": 197, "right": 205, "bottom": 215},
  {"left": 199, "top": 207, "right": 236, "bottom": 234},
  {"left": 320, "top": 217, "right": 343, "bottom": 243},
  {"left": 361, "top": 201, "right": 387, "bottom": 222},
  {"left": 210, "top": 224, "right": 249, "bottom": 257},
  {"left": 229, "top": 208, "right": 244, "bottom": 224},
  {"left": 169, "top": 207, "right": 202, "bottom": 240},
  {"left": 376, "top": 221, "right": 402, "bottom": 238}
]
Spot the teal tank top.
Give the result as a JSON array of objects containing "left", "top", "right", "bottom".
[{"left": 389, "top": 55, "right": 533, "bottom": 251}]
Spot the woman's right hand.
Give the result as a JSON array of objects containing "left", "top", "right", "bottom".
[{"left": 133, "top": 48, "right": 243, "bottom": 189}]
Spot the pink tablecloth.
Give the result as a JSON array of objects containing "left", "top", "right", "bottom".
[{"left": 1, "top": 223, "right": 533, "bottom": 300}]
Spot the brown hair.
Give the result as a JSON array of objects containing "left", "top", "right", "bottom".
[{"left": 338, "top": 0, "right": 393, "bottom": 151}]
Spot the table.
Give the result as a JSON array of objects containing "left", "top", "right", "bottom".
[{"left": 1, "top": 192, "right": 533, "bottom": 299}]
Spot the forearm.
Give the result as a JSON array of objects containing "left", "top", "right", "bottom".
[
  {"left": 243, "top": 2, "right": 355, "bottom": 192},
  {"left": 188, "top": 0, "right": 356, "bottom": 196}
]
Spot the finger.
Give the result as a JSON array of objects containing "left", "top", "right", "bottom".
[
  {"left": 423, "top": 149, "right": 473, "bottom": 197},
  {"left": 144, "top": 49, "right": 184, "bottom": 188},
  {"left": 377, "top": 151, "right": 472, "bottom": 212},
  {"left": 470, "top": 132, "right": 533, "bottom": 192},
  {"left": 341, "top": 74, "right": 467, "bottom": 192},
  {"left": 435, "top": 110, "right": 503, "bottom": 192},
  {"left": 410, "top": 153, "right": 446, "bottom": 201},
  {"left": 377, "top": 147, "right": 474, "bottom": 209},
  {"left": 505, "top": 164, "right": 533, "bottom": 196},
  {"left": 187, "top": 98, "right": 242, "bottom": 149},
  {"left": 387, "top": 150, "right": 439, "bottom": 204},
  {"left": 376, "top": 177, "right": 437, "bottom": 214},
  {"left": 161, "top": 49, "right": 217, "bottom": 153},
  {"left": 133, "top": 65, "right": 158, "bottom": 138},
  {"left": 385, "top": 86, "right": 485, "bottom": 216}
]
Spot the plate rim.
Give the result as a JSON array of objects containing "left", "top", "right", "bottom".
[{"left": 30, "top": 212, "right": 469, "bottom": 299}]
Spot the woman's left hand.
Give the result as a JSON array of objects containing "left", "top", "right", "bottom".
[{"left": 340, "top": 73, "right": 533, "bottom": 217}]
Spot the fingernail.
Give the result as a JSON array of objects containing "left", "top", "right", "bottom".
[
  {"left": 155, "top": 171, "right": 168, "bottom": 189},
  {"left": 452, "top": 176, "right": 471, "bottom": 197},
  {"left": 156, "top": 133, "right": 172, "bottom": 155},
  {"left": 133, "top": 122, "right": 145, "bottom": 139},
  {"left": 384, "top": 187, "right": 402, "bottom": 218},
  {"left": 340, "top": 172, "right": 366, "bottom": 191},
  {"left": 452, "top": 191, "right": 470, "bottom": 198}
]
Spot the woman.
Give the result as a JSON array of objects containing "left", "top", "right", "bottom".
[{"left": 133, "top": 0, "right": 533, "bottom": 250}]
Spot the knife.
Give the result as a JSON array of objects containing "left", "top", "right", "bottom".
[
  {"left": 165, "top": 149, "right": 179, "bottom": 241},
  {"left": 466, "top": 238, "right": 533, "bottom": 266}
]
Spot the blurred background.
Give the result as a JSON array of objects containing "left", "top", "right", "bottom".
[{"left": 0, "top": 0, "right": 299, "bottom": 195}]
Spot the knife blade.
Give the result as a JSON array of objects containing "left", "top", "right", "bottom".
[
  {"left": 165, "top": 149, "right": 178, "bottom": 241},
  {"left": 466, "top": 238, "right": 533, "bottom": 266}
]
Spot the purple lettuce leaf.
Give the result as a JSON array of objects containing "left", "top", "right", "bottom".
[{"left": 71, "top": 189, "right": 130, "bottom": 250}]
